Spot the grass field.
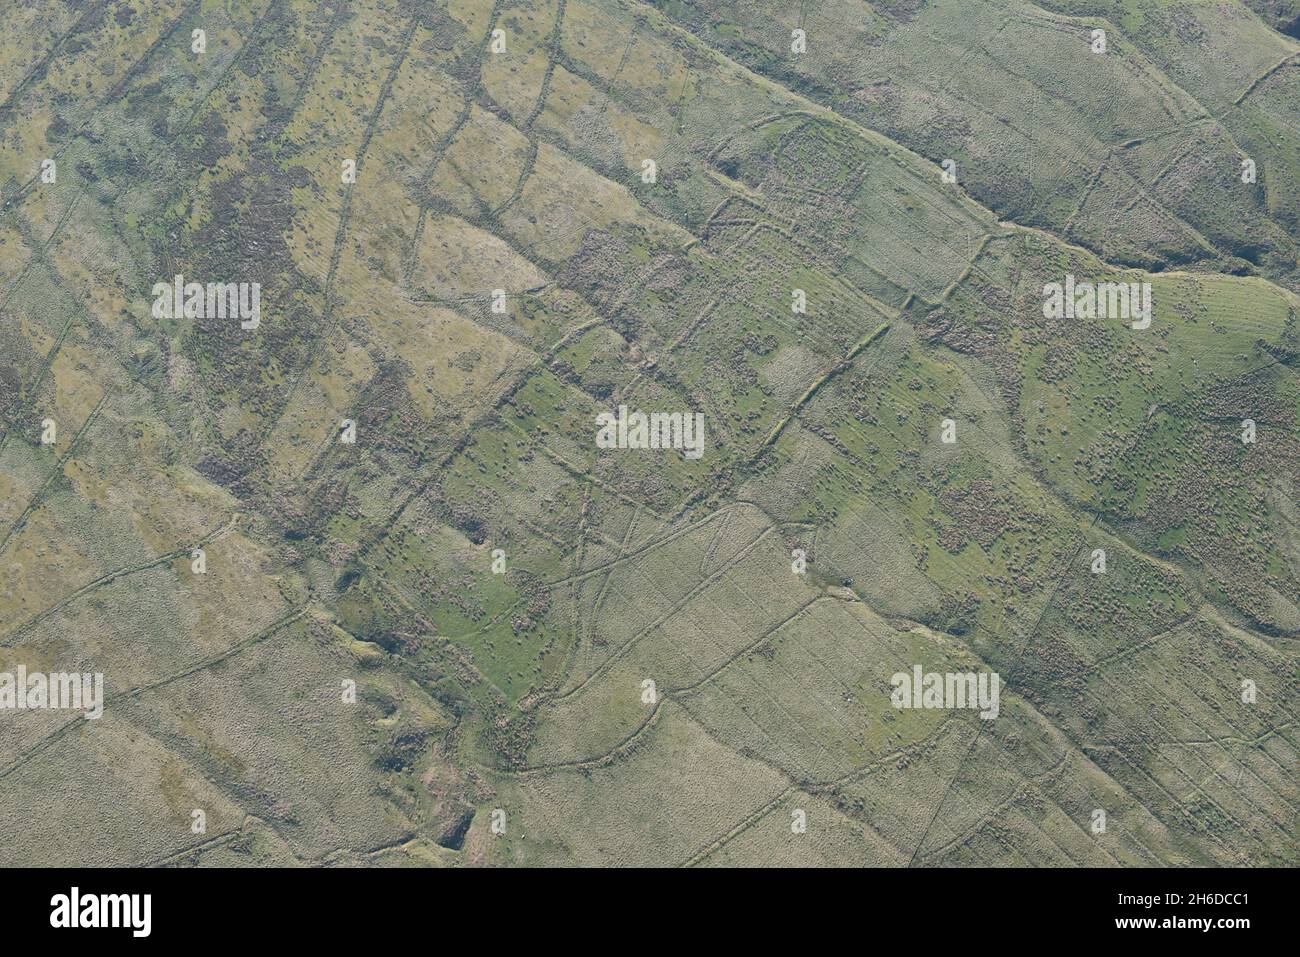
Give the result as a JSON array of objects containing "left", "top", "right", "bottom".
[{"left": 0, "top": 0, "right": 1295, "bottom": 867}]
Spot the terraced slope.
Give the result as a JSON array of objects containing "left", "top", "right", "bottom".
[{"left": 0, "top": 0, "right": 1295, "bottom": 866}]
